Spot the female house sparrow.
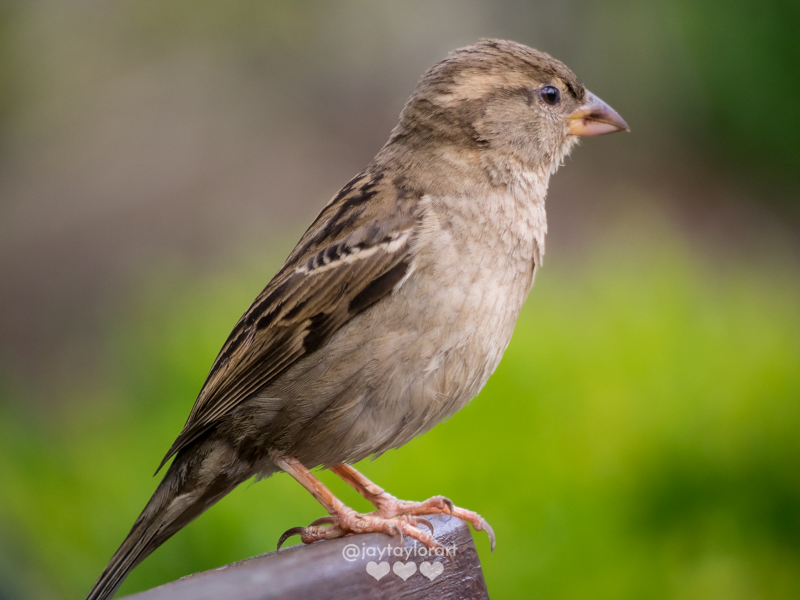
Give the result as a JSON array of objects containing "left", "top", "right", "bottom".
[{"left": 87, "top": 39, "right": 627, "bottom": 600}]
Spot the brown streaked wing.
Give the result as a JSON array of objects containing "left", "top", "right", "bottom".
[{"left": 156, "top": 172, "right": 420, "bottom": 472}]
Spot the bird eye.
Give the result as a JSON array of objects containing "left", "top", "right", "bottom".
[{"left": 539, "top": 85, "right": 561, "bottom": 106}]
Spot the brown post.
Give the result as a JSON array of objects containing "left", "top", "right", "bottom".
[{"left": 124, "top": 514, "right": 490, "bottom": 599}]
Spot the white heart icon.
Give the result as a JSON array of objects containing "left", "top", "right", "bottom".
[
  {"left": 366, "top": 561, "right": 390, "bottom": 581},
  {"left": 419, "top": 561, "right": 444, "bottom": 581},
  {"left": 392, "top": 560, "right": 417, "bottom": 581}
]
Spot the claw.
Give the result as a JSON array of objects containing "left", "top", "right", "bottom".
[
  {"left": 308, "top": 516, "right": 335, "bottom": 527},
  {"left": 442, "top": 497, "right": 455, "bottom": 517},
  {"left": 276, "top": 526, "right": 306, "bottom": 551},
  {"left": 481, "top": 519, "right": 496, "bottom": 552},
  {"left": 461, "top": 513, "right": 495, "bottom": 551},
  {"left": 414, "top": 517, "right": 434, "bottom": 534},
  {"left": 446, "top": 548, "right": 457, "bottom": 567},
  {"left": 394, "top": 522, "right": 404, "bottom": 545}
]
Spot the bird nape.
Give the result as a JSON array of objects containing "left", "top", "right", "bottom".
[{"left": 86, "top": 38, "right": 627, "bottom": 600}]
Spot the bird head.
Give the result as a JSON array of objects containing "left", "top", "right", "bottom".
[{"left": 388, "top": 39, "right": 628, "bottom": 188}]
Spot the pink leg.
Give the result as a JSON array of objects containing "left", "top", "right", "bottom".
[{"left": 272, "top": 455, "right": 443, "bottom": 551}]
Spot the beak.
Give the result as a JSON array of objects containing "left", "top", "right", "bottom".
[{"left": 568, "top": 91, "right": 629, "bottom": 136}]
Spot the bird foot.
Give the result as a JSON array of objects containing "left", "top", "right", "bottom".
[
  {"left": 277, "top": 507, "right": 441, "bottom": 551},
  {"left": 272, "top": 457, "right": 495, "bottom": 553},
  {"left": 370, "top": 492, "right": 496, "bottom": 551}
]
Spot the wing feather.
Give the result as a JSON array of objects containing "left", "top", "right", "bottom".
[{"left": 157, "top": 172, "right": 419, "bottom": 471}]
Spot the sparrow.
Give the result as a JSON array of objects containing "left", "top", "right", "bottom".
[{"left": 87, "top": 39, "right": 627, "bottom": 600}]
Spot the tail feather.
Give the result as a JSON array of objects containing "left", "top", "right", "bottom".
[{"left": 86, "top": 439, "right": 248, "bottom": 600}]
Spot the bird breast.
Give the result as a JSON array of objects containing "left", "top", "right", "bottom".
[{"left": 247, "top": 188, "right": 547, "bottom": 468}]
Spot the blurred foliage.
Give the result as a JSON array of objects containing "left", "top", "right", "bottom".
[
  {"left": 672, "top": 0, "right": 800, "bottom": 179},
  {"left": 1, "top": 0, "right": 799, "bottom": 186},
  {"left": 1, "top": 211, "right": 798, "bottom": 599},
  {"left": 0, "top": 2, "right": 16, "bottom": 129}
]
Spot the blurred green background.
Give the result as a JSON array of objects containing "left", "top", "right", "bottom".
[{"left": 1, "top": 1, "right": 798, "bottom": 599}]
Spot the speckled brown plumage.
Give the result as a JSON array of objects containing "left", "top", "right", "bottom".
[{"left": 87, "top": 39, "right": 627, "bottom": 600}]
